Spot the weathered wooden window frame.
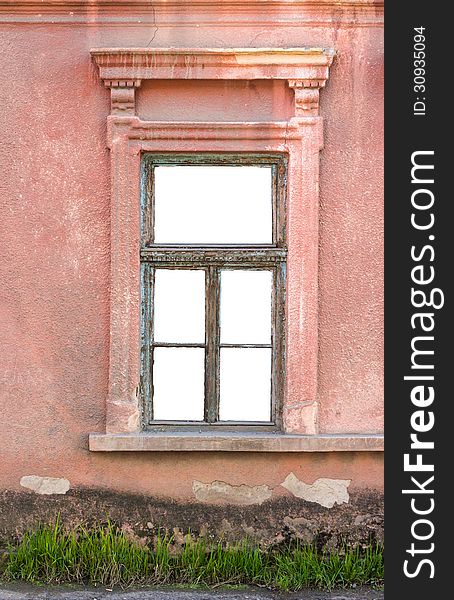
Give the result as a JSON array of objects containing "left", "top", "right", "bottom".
[{"left": 140, "top": 153, "right": 287, "bottom": 431}]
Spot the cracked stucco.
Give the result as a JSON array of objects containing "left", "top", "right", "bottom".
[
  {"left": 281, "top": 473, "right": 351, "bottom": 508},
  {"left": 193, "top": 480, "right": 272, "bottom": 505},
  {"left": 20, "top": 476, "right": 70, "bottom": 495}
]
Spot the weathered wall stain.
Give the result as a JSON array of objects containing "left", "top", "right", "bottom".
[
  {"left": 193, "top": 480, "right": 272, "bottom": 505},
  {"left": 281, "top": 473, "right": 350, "bottom": 508},
  {"left": 0, "top": 488, "right": 384, "bottom": 550},
  {"left": 20, "top": 476, "right": 70, "bottom": 495},
  {"left": 282, "top": 515, "right": 318, "bottom": 544}
]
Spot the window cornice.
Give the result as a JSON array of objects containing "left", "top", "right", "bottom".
[
  {"left": 91, "top": 47, "right": 334, "bottom": 118},
  {"left": 90, "top": 46, "right": 334, "bottom": 79}
]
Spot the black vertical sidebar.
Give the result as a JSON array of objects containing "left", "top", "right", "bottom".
[{"left": 386, "top": 3, "right": 450, "bottom": 596}]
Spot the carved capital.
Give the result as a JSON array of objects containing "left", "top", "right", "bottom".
[
  {"left": 288, "top": 79, "right": 327, "bottom": 117},
  {"left": 104, "top": 79, "right": 142, "bottom": 116}
]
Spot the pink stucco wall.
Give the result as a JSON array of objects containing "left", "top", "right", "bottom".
[{"left": 0, "top": 1, "right": 383, "bottom": 498}]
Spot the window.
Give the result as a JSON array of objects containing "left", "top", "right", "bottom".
[
  {"left": 140, "top": 154, "right": 287, "bottom": 429},
  {"left": 89, "top": 47, "right": 339, "bottom": 448}
]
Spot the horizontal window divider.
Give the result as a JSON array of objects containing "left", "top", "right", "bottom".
[
  {"left": 152, "top": 342, "right": 206, "bottom": 348},
  {"left": 140, "top": 247, "right": 287, "bottom": 265},
  {"left": 142, "top": 245, "right": 286, "bottom": 251},
  {"left": 220, "top": 343, "right": 272, "bottom": 348},
  {"left": 144, "top": 244, "right": 281, "bottom": 248}
]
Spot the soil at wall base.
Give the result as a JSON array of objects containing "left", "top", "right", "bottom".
[{"left": 0, "top": 489, "right": 383, "bottom": 550}]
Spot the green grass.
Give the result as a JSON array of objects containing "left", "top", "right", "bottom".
[{"left": 0, "top": 521, "right": 384, "bottom": 591}]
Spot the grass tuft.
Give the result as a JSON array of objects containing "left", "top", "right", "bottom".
[{"left": 1, "top": 521, "right": 384, "bottom": 590}]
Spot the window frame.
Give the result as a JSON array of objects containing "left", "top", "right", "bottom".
[{"left": 140, "top": 153, "right": 287, "bottom": 431}]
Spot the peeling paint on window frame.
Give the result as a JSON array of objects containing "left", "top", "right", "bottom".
[{"left": 140, "top": 153, "right": 287, "bottom": 432}]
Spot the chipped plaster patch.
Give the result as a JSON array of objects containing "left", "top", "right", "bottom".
[
  {"left": 127, "top": 408, "right": 140, "bottom": 431},
  {"left": 193, "top": 480, "right": 272, "bottom": 506},
  {"left": 284, "top": 402, "right": 318, "bottom": 434},
  {"left": 281, "top": 473, "right": 350, "bottom": 508},
  {"left": 20, "top": 476, "right": 70, "bottom": 495}
]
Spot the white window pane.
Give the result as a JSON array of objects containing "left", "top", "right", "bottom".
[
  {"left": 154, "top": 269, "right": 205, "bottom": 343},
  {"left": 220, "top": 270, "right": 272, "bottom": 344},
  {"left": 153, "top": 348, "right": 205, "bottom": 420},
  {"left": 219, "top": 348, "right": 271, "bottom": 422},
  {"left": 154, "top": 166, "right": 272, "bottom": 244}
]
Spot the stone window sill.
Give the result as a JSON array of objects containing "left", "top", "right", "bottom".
[{"left": 89, "top": 432, "right": 384, "bottom": 452}]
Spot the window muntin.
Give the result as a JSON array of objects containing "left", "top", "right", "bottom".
[{"left": 141, "top": 154, "right": 287, "bottom": 428}]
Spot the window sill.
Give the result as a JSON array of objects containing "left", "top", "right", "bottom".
[{"left": 89, "top": 432, "right": 384, "bottom": 452}]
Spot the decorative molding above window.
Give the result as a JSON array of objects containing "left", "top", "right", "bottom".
[
  {"left": 90, "top": 47, "right": 334, "bottom": 79},
  {"left": 91, "top": 47, "right": 334, "bottom": 117}
]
